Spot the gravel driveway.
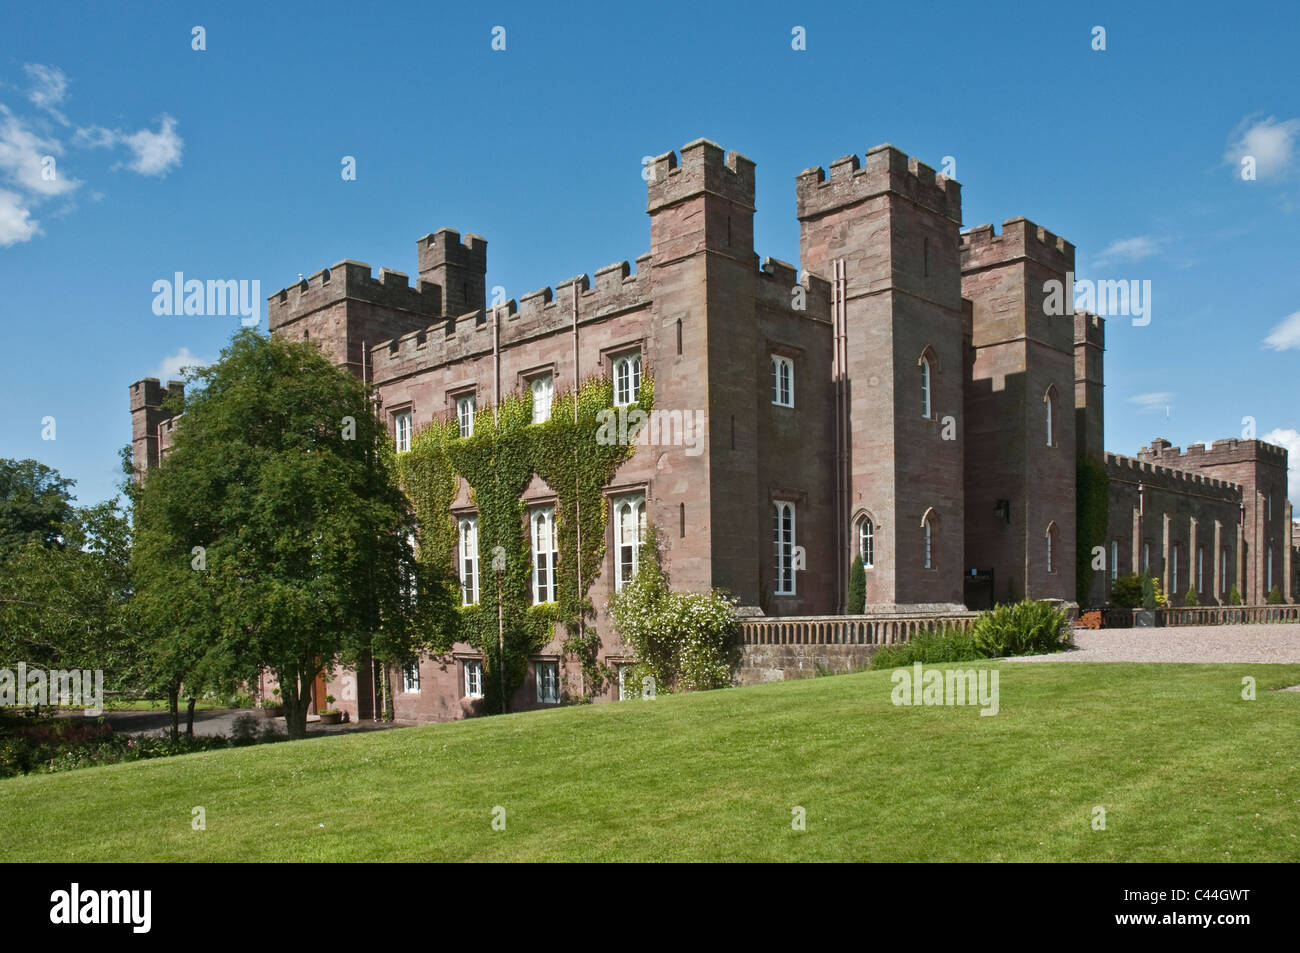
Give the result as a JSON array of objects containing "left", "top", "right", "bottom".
[{"left": 1009, "top": 622, "right": 1300, "bottom": 664}]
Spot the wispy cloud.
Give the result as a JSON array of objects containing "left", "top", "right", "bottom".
[
  {"left": 76, "top": 114, "right": 183, "bottom": 177},
  {"left": 1225, "top": 115, "right": 1300, "bottom": 181},
  {"left": 1092, "top": 235, "right": 1162, "bottom": 269},
  {"left": 1128, "top": 392, "right": 1175, "bottom": 415},
  {"left": 1261, "top": 427, "right": 1300, "bottom": 506},
  {"left": 1263, "top": 310, "right": 1300, "bottom": 351},
  {"left": 24, "top": 63, "right": 69, "bottom": 125},
  {"left": 152, "top": 347, "right": 210, "bottom": 382}
]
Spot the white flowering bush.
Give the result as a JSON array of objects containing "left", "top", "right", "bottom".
[{"left": 608, "top": 527, "right": 740, "bottom": 694}]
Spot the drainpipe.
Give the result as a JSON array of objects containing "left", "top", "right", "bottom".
[{"left": 572, "top": 282, "right": 584, "bottom": 696}]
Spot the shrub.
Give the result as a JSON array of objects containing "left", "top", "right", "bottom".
[
  {"left": 1110, "top": 573, "right": 1145, "bottom": 609},
  {"left": 846, "top": 556, "right": 866, "bottom": 615},
  {"left": 230, "top": 713, "right": 260, "bottom": 746},
  {"left": 609, "top": 527, "right": 740, "bottom": 694},
  {"left": 1267, "top": 585, "right": 1283, "bottom": 605},
  {"left": 1229, "top": 585, "right": 1243, "bottom": 606},
  {"left": 971, "top": 600, "right": 1072, "bottom": 657},
  {"left": 1184, "top": 587, "right": 1199, "bottom": 607},
  {"left": 870, "top": 626, "right": 982, "bottom": 669}
]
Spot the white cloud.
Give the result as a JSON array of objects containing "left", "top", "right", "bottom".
[
  {"left": 23, "top": 63, "right": 69, "bottom": 125},
  {"left": 152, "top": 347, "right": 210, "bottom": 382},
  {"left": 76, "top": 115, "right": 184, "bottom": 178},
  {"left": 0, "top": 106, "right": 78, "bottom": 197},
  {"left": 1261, "top": 428, "right": 1300, "bottom": 506},
  {"left": 1127, "top": 392, "right": 1175, "bottom": 415},
  {"left": 121, "top": 115, "right": 182, "bottom": 177},
  {"left": 1263, "top": 310, "right": 1300, "bottom": 351},
  {"left": 0, "top": 188, "right": 38, "bottom": 246},
  {"left": 1092, "top": 235, "right": 1161, "bottom": 269},
  {"left": 1225, "top": 115, "right": 1300, "bottom": 181}
]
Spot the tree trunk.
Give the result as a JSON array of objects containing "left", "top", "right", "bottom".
[
  {"left": 185, "top": 696, "right": 197, "bottom": 737},
  {"left": 280, "top": 668, "right": 311, "bottom": 740},
  {"left": 167, "top": 683, "right": 180, "bottom": 742}
]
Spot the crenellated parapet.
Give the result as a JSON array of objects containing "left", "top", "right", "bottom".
[
  {"left": 646, "top": 139, "right": 756, "bottom": 213},
  {"left": 1105, "top": 451, "right": 1243, "bottom": 500},
  {"left": 267, "top": 260, "right": 442, "bottom": 331},
  {"left": 755, "top": 256, "right": 831, "bottom": 318},
  {"left": 795, "top": 144, "right": 962, "bottom": 223},
  {"left": 961, "top": 217, "right": 1075, "bottom": 274},
  {"left": 1074, "top": 310, "right": 1104, "bottom": 349}
]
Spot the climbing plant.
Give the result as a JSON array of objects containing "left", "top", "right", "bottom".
[
  {"left": 396, "top": 374, "right": 653, "bottom": 713},
  {"left": 1076, "top": 457, "right": 1109, "bottom": 605}
]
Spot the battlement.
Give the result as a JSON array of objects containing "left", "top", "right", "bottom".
[
  {"left": 1139, "top": 437, "right": 1290, "bottom": 469},
  {"left": 960, "top": 217, "right": 1075, "bottom": 273},
  {"left": 1074, "top": 310, "right": 1104, "bottom": 348},
  {"left": 368, "top": 254, "right": 653, "bottom": 384},
  {"left": 416, "top": 228, "right": 487, "bottom": 277},
  {"left": 795, "top": 143, "right": 962, "bottom": 223},
  {"left": 1105, "top": 451, "right": 1243, "bottom": 501},
  {"left": 646, "top": 139, "right": 756, "bottom": 214},
  {"left": 129, "top": 377, "right": 184, "bottom": 412},
  {"left": 267, "top": 261, "right": 443, "bottom": 330},
  {"left": 756, "top": 257, "right": 832, "bottom": 317}
]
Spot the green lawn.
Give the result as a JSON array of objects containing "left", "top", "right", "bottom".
[{"left": 3, "top": 663, "right": 1298, "bottom": 861}]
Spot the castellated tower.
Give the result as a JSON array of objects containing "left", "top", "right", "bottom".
[
  {"left": 417, "top": 228, "right": 487, "bottom": 318},
  {"left": 1074, "top": 311, "right": 1105, "bottom": 464},
  {"left": 265, "top": 261, "right": 442, "bottom": 382},
  {"left": 797, "top": 145, "right": 966, "bottom": 606},
  {"left": 647, "top": 139, "right": 835, "bottom": 612},
  {"left": 960, "top": 218, "right": 1078, "bottom": 604},
  {"left": 128, "top": 378, "right": 184, "bottom": 479}
]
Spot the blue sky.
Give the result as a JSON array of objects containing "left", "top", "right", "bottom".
[{"left": 2, "top": 0, "right": 1298, "bottom": 508}]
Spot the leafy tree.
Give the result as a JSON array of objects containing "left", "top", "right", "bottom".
[
  {"left": 846, "top": 555, "right": 866, "bottom": 614},
  {"left": 132, "top": 330, "right": 439, "bottom": 739},
  {"left": 0, "top": 459, "right": 76, "bottom": 556}
]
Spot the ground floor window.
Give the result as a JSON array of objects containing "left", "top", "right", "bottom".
[
  {"left": 464, "top": 660, "right": 483, "bottom": 698},
  {"left": 403, "top": 662, "right": 420, "bottom": 694},
  {"left": 536, "top": 661, "right": 560, "bottom": 704}
]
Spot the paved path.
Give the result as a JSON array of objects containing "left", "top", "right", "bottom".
[{"left": 1009, "top": 622, "right": 1300, "bottom": 664}]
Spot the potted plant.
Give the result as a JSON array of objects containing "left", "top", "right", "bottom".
[{"left": 318, "top": 695, "right": 343, "bottom": 725}]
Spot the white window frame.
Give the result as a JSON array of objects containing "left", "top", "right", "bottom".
[
  {"left": 394, "top": 411, "right": 412, "bottom": 453},
  {"left": 920, "top": 356, "right": 932, "bottom": 419},
  {"left": 530, "top": 374, "right": 554, "bottom": 424},
  {"left": 458, "top": 516, "right": 479, "bottom": 606},
  {"left": 531, "top": 505, "right": 558, "bottom": 604},
  {"left": 617, "top": 664, "right": 635, "bottom": 701},
  {"left": 859, "top": 516, "right": 874, "bottom": 569},
  {"left": 613, "top": 493, "right": 646, "bottom": 592},
  {"left": 771, "top": 355, "right": 794, "bottom": 407},
  {"left": 613, "top": 353, "right": 642, "bottom": 407},
  {"left": 456, "top": 395, "right": 475, "bottom": 438},
  {"left": 774, "top": 501, "right": 796, "bottom": 595},
  {"left": 403, "top": 661, "right": 420, "bottom": 694},
  {"left": 536, "top": 660, "right": 560, "bottom": 704},
  {"left": 464, "top": 660, "right": 483, "bottom": 698}
]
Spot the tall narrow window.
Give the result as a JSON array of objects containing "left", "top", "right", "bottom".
[
  {"left": 923, "top": 514, "right": 934, "bottom": 569},
  {"left": 403, "top": 662, "right": 420, "bottom": 694},
  {"left": 858, "top": 516, "right": 874, "bottom": 569},
  {"left": 1171, "top": 545, "right": 1179, "bottom": 594},
  {"left": 613, "top": 493, "right": 646, "bottom": 591},
  {"left": 536, "top": 661, "right": 560, "bottom": 704},
  {"left": 1196, "top": 546, "right": 1204, "bottom": 595},
  {"left": 1267, "top": 546, "right": 1274, "bottom": 592},
  {"left": 676, "top": 319, "right": 683, "bottom": 355},
  {"left": 1110, "top": 540, "right": 1119, "bottom": 581},
  {"left": 464, "top": 660, "right": 483, "bottom": 698},
  {"left": 457, "top": 395, "right": 475, "bottom": 438},
  {"left": 920, "top": 356, "right": 932, "bottom": 419},
  {"left": 773, "top": 502, "right": 796, "bottom": 595},
  {"left": 923, "top": 236, "right": 930, "bottom": 278},
  {"left": 1220, "top": 547, "right": 1228, "bottom": 596},
  {"left": 771, "top": 355, "right": 794, "bottom": 407},
  {"left": 531, "top": 506, "right": 558, "bottom": 604},
  {"left": 1143, "top": 542, "right": 1151, "bottom": 574},
  {"left": 1044, "top": 387, "right": 1055, "bottom": 447},
  {"left": 394, "top": 411, "right": 412, "bottom": 453},
  {"left": 613, "top": 354, "right": 641, "bottom": 407},
  {"left": 1046, "top": 523, "right": 1057, "bottom": 573},
  {"left": 530, "top": 374, "right": 553, "bottom": 424},
  {"left": 458, "top": 516, "right": 479, "bottom": 606},
  {"left": 679, "top": 502, "right": 685, "bottom": 538}
]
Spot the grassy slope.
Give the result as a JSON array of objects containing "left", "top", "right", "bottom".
[{"left": 2, "top": 663, "right": 1298, "bottom": 862}]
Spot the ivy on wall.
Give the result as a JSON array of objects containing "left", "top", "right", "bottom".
[
  {"left": 1076, "top": 456, "right": 1110, "bottom": 606},
  {"left": 396, "top": 374, "right": 654, "bottom": 713}
]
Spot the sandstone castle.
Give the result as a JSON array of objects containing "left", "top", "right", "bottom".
[{"left": 129, "top": 138, "right": 1296, "bottom": 722}]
